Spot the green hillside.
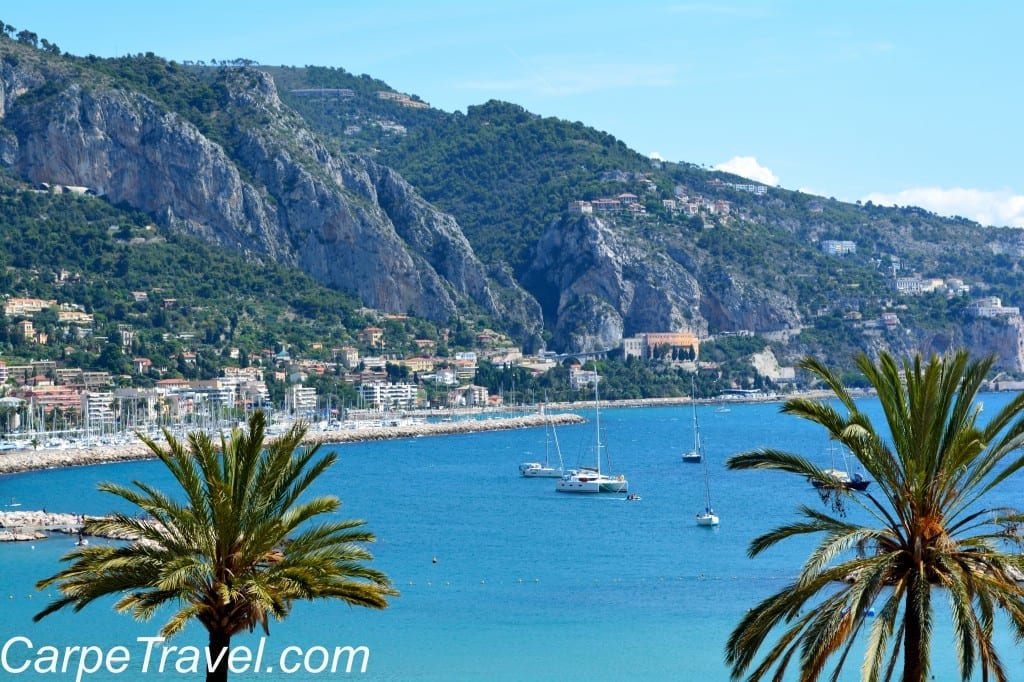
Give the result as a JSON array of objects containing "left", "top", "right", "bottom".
[
  {"left": 274, "top": 64, "right": 1024, "bottom": 374},
  {"left": 4, "top": 37, "right": 1024, "bottom": 380},
  {"left": 0, "top": 182, "right": 427, "bottom": 377}
]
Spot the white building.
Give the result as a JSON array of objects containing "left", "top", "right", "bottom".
[
  {"left": 81, "top": 392, "right": 115, "bottom": 432},
  {"left": 569, "top": 368, "right": 600, "bottom": 390},
  {"left": 450, "top": 384, "right": 488, "bottom": 407},
  {"left": 357, "top": 382, "right": 418, "bottom": 410},
  {"left": 622, "top": 336, "right": 645, "bottom": 360},
  {"left": 894, "top": 277, "right": 926, "bottom": 295},
  {"left": 822, "top": 240, "right": 857, "bottom": 255},
  {"left": 285, "top": 385, "right": 318, "bottom": 417},
  {"left": 971, "top": 297, "right": 1021, "bottom": 318}
]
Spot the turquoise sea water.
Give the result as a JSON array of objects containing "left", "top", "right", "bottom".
[{"left": 1, "top": 395, "right": 1023, "bottom": 680}]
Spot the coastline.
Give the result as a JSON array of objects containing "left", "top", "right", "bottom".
[
  {"left": 0, "top": 390, "right": 848, "bottom": 478},
  {"left": 0, "top": 412, "right": 586, "bottom": 476}
]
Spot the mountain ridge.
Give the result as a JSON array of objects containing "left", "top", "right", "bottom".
[{"left": 1, "top": 33, "right": 1024, "bottom": 373}]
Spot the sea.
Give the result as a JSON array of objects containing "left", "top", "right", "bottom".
[{"left": 2, "top": 394, "right": 1023, "bottom": 681}]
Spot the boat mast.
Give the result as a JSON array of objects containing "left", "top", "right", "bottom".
[
  {"left": 702, "top": 453, "right": 713, "bottom": 510},
  {"left": 690, "top": 377, "right": 701, "bottom": 457},
  {"left": 594, "top": 378, "right": 602, "bottom": 475},
  {"left": 692, "top": 400, "right": 701, "bottom": 455}
]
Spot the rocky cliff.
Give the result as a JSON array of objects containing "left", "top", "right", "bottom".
[
  {"left": 0, "top": 44, "right": 543, "bottom": 343},
  {"left": 525, "top": 213, "right": 803, "bottom": 351}
]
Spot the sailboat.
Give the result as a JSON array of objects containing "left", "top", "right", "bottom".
[
  {"left": 695, "top": 445, "right": 719, "bottom": 526},
  {"left": 519, "top": 401, "right": 565, "bottom": 478},
  {"left": 556, "top": 379, "right": 628, "bottom": 493},
  {"left": 809, "top": 441, "right": 870, "bottom": 491},
  {"left": 682, "top": 383, "right": 703, "bottom": 463}
]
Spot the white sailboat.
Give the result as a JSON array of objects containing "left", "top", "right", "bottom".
[
  {"left": 682, "top": 387, "right": 703, "bottom": 463},
  {"left": 695, "top": 409, "right": 718, "bottom": 526},
  {"left": 519, "top": 402, "right": 565, "bottom": 478},
  {"left": 809, "top": 441, "right": 870, "bottom": 491},
  {"left": 696, "top": 450, "right": 720, "bottom": 524},
  {"left": 556, "top": 379, "right": 628, "bottom": 493}
]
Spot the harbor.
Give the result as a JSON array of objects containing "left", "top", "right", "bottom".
[{"left": 0, "top": 411, "right": 586, "bottom": 476}]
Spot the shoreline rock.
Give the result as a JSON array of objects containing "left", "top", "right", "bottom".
[{"left": 0, "top": 510, "right": 138, "bottom": 543}]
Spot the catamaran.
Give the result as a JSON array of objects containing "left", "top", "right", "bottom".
[{"left": 556, "top": 380, "right": 628, "bottom": 493}]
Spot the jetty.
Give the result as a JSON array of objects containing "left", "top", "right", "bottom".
[
  {"left": 0, "top": 412, "right": 586, "bottom": 476},
  {"left": 0, "top": 510, "right": 85, "bottom": 542}
]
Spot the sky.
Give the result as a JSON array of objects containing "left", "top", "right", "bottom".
[{"left": 3, "top": 1, "right": 1023, "bottom": 227}]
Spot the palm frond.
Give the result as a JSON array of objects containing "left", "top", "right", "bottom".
[
  {"left": 727, "top": 351, "right": 1024, "bottom": 682},
  {"left": 35, "top": 409, "right": 395, "bottom": 647}
]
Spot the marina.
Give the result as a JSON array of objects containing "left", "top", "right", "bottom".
[{"left": 0, "top": 411, "right": 585, "bottom": 475}]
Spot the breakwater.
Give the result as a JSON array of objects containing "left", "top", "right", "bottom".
[
  {"left": 0, "top": 412, "right": 586, "bottom": 476},
  {"left": 0, "top": 510, "right": 142, "bottom": 543},
  {"left": 0, "top": 510, "right": 85, "bottom": 542}
]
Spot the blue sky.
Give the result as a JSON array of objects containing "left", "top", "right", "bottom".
[{"left": 4, "top": 2, "right": 1023, "bottom": 227}]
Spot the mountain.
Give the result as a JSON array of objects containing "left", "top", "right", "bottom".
[
  {"left": 0, "top": 41, "right": 542, "bottom": 345},
  {"left": 2, "top": 34, "right": 1024, "bottom": 373}
]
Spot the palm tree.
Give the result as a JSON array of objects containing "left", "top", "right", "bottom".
[
  {"left": 35, "top": 410, "right": 396, "bottom": 682},
  {"left": 725, "top": 351, "right": 1024, "bottom": 681}
]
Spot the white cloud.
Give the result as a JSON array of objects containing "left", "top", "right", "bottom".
[
  {"left": 648, "top": 151, "right": 664, "bottom": 161},
  {"left": 862, "top": 187, "right": 1024, "bottom": 228},
  {"left": 713, "top": 156, "right": 779, "bottom": 186}
]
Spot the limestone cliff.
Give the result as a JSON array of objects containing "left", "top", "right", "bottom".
[
  {"left": 0, "top": 46, "right": 542, "bottom": 340},
  {"left": 960, "top": 317, "right": 1024, "bottom": 372},
  {"left": 525, "top": 214, "right": 802, "bottom": 352}
]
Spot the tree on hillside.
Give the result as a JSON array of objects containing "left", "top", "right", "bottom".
[
  {"left": 15, "top": 29, "right": 37, "bottom": 48},
  {"left": 35, "top": 410, "right": 396, "bottom": 682},
  {"left": 725, "top": 351, "right": 1024, "bottom": 681}
]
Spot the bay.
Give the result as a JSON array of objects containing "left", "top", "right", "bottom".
[{"left": 1, "top": 394, "right": 1022, "bottom": 680}]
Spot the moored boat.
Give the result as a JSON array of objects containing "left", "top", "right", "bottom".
[
  {"left": 519, "top": 400, "right": 565, "bottom": 478},
  {"left": 809, "top": 469, "right": 870, "bottom": 491},
  {"left": 682, "top": 384, "right": 703, "bottom": 463},
  {"left": 556, "top": 379, "right": 627, "bottom": 494},
  {"left": 808, "top": 442, "right": 870, "bottom": 491},
  {"left": 557, "top": 467, "right": 628, "bottom": 493}
]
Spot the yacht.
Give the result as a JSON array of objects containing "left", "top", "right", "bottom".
[
  {"left": 556, "top": 380, "right": 628, "bottom": 494},
  {"left": 556, "top": 466, "right": 628, "bottom": 493}
]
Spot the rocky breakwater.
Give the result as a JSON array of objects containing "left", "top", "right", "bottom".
[
  {"left": 0, "top": 510, "right": 84, "bottom": 542},
  {"left": 303, "top": 412, "right": 585, "bottom": 446},
  {"left": 0, "top": 413, "right": 587, "bottom": 476},
  {"left": 0, "top": 510, "right": 147, "bottom": 544},
  {"left": 0, "top": 441, "right": 154, "bottom": 476}
]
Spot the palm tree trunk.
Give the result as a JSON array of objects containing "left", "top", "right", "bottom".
[
  {"left": 206, "top": 629, "right": 231, "bottom": 682},
  {"left": 903, "top": 588, "right": 923, "bottom": 682}
]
